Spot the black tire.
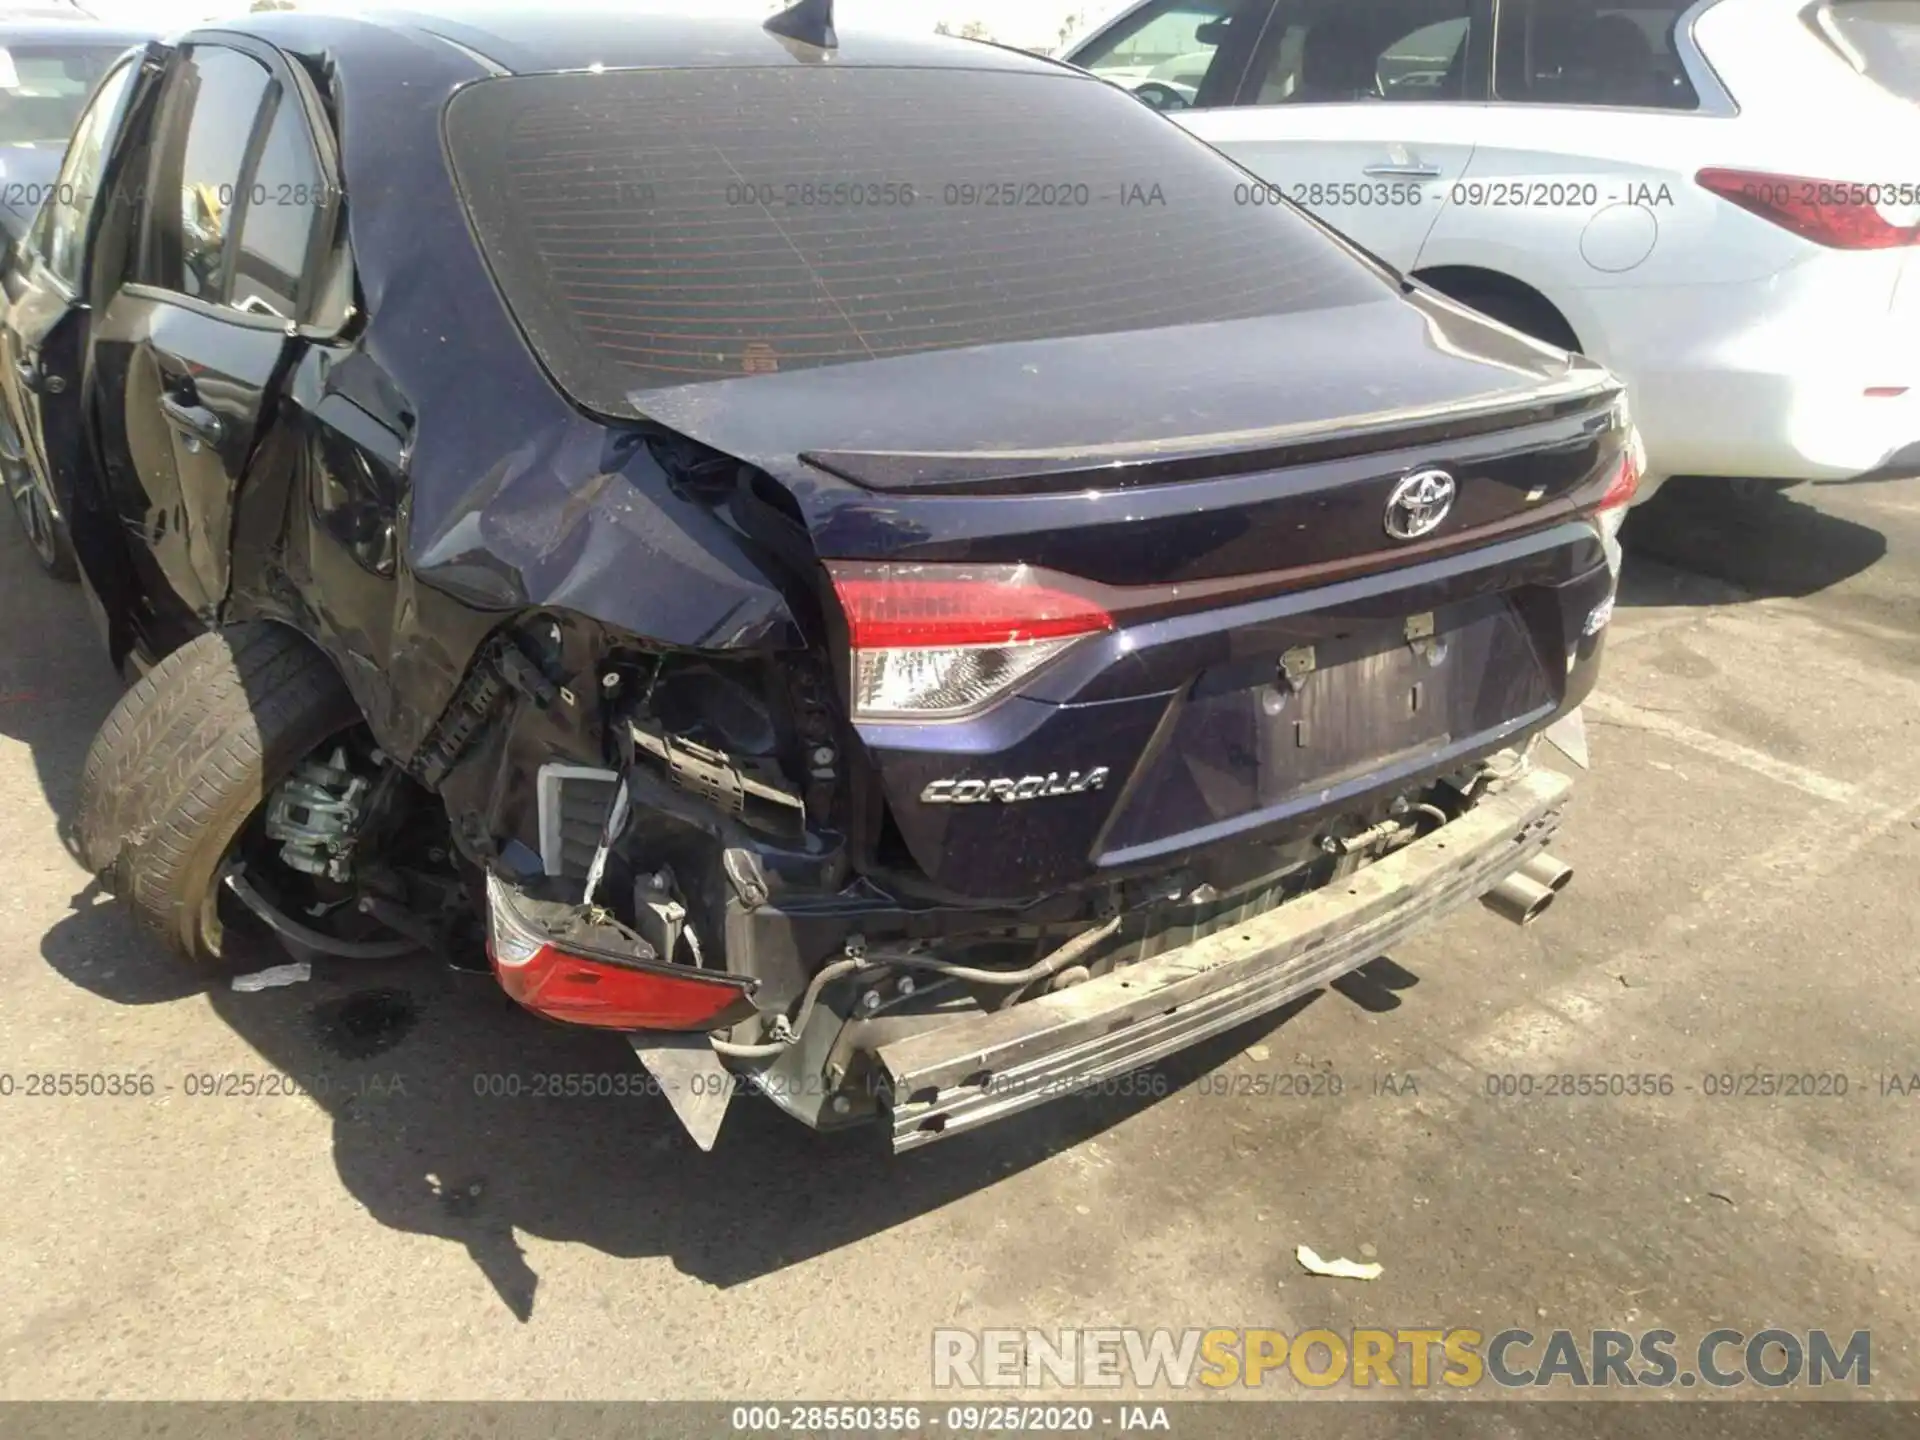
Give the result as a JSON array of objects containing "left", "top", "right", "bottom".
[
  {"left": 0, "top": 413, "right": 76, "bottom": 581},
  {"left": 1441, "top": 286, "right": 1582, "bottom": 354},
  {"left": 78, "top": 622, "right": 361, "bottom": 965}
]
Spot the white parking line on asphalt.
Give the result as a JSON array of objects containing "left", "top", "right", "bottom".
[
  {"left": 1603, "top": 613, "right": 1722, "bottom": 651},
  {"left": 1583, "top": 690, "right": 1873, "bottom": 810},
  {"left": 1442, "top": 781, "right": 1920, "bottom": 1085}
]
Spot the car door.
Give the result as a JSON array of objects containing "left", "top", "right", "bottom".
[
  {"left": 1177, "top": 0, "right": 1492, "bottom": 269},
  {"left": 0, "top": 53, "right": 145, "bottom": 547},
  {"left": 86, "top": 37, "right": 336, "bottom": 626},
  {"left": 1415, "top": 0, "right": 1741, "bottom": 356}
]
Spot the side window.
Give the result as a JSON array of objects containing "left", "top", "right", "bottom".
[
  {"left": 230, "top": 92, "right": 326, "bottom": 320},
  {"left": 137, "top": 45, "right": 271, "bottom": 301},
  {"left": 1382, "top": 17, "right": 1473, "bottom": 95},
  {"left": 1248, "top": 0, "right": 1476, "bottom": 105},
  {"left": 36, "top": 61, "right": 134, "bottom": 289},
  {"left": 1071, "top": 0, "right": 1258, "bottom": 110},
  {"left": 1493, "top": 1, "right": 1701, "bottom": 110}
]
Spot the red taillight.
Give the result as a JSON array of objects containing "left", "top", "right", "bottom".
[
  {"left": 830, "top": 566, "right": 1113, "bottom": 649},
  {"left": 1598, "top": 442, "right": 1642, "bottom": 514},
  {"left": 827, "top": 562, "right": 1115, "bottom": 719},
  {"left": 1696, "top": 168, "right": 1920, "bottom": 249},
  {"left": 486, "top": 875, "right": 754, "bottom": 1030},
  {"left": 1593, "top": 419, "right": 1645, "bottom": 554},
  {"left": 492, "top": 944, "right": 752, "bottom": 1029}
]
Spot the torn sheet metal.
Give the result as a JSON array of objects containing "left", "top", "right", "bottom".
[
  {"left": 628, "top": 1032, "right": 734, "bottom": 1151},
  {"left": 1542, "top": 706, "right": 1590, "bottom": 769},
  {"left": 214, "top": 18, "right": 803, "bottom": 766},
  {"left": 231, "top": 962, "right": 313, "bottom": 992}
]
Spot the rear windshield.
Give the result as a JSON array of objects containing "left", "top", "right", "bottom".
[
  {"left": 444, "top": 65, "right": 1382, "bottom": 412},
  {"left": 1820, "top": 0, "right": 1920, "bottom": 99},
  {"left": 0, "top": 43, "right": 130, "bottom": 146}
]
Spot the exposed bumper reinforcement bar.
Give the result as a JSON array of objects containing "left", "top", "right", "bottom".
[{"left": 875, "top": 767, "right": 1573, "bottom": 1152}]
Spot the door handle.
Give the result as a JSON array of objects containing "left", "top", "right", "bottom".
[
  {"left": 1363, "top": 162, "right": 1442, "bottom": 179},
  {"left": 14, "top": 356, "right": 40, "bottom": 393},
  {"left": 159, "top": 395, "right": 224, "bottom": 448}
]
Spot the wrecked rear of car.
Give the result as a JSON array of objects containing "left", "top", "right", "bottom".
[
  {"left": 52, "top": 8, "right": 1635, "bottom": 1153},
  {"left": 430, "top": 57, "right": 1634, "bottom": 1148}
]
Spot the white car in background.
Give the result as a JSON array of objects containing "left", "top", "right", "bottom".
[{"left": 1066, "top": 0, "right": 1920, "bottom": 501}]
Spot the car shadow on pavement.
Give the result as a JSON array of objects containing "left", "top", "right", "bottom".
[
  {"left": 41, "top": 906, "right": 1319, "bottom": 1319},
  {"left": 0, "top": 530, "right": 123, "bottom": 851},
  {"left": 1618, "top": 481, "right": 1886, "bottom": 604},
  {"left": 0, "top": 520, "right": 210, "bottom": 1006}
]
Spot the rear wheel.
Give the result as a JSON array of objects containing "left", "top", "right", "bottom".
[
  {"left": 0, "top": 412, "right": 75, "bottom": 580},
  {"left": 78, "top": 623, "right": 368, "bottom": 965}
]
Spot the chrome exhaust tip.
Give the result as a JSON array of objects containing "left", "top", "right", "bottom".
[
  {"left": 1481, "top": 872, "right": 1557, "bottom": 926},
  {"left": 1518, "top": 852, "right": 1574, "bottom": 893}
]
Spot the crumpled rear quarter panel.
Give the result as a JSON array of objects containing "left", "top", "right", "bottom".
[{"left": 228, "top": 16, "right": 801, "bottom": 761}]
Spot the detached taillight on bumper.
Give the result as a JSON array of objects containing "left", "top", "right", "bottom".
[
  {"left": 485, "top": 874, "right": 756, "bottom": 1030},
  {"left": 827, "top": 561, "right": 1115, "bottom": 720}
]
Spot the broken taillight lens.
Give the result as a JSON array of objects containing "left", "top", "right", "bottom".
[
  {"left": 1587, "top": 409, "right": 1644, "bottom": 601},
  {"left": 1596, "top": 434, "right": 1643, "bottom": 538},
  {"left": 1592, "top": 396, "right": 1645, "bottom": 545},
  {"left": 485, "top": 874, "right": 755, "bottom": 1030},
  {"left": 827, "top": 562, "right": 1115, "bottom": 720}
]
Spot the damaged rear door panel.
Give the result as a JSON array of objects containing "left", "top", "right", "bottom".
[{"left": 87, "top": 41, "right": 303, "bottom": 626}]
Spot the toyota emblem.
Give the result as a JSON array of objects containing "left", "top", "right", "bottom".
[{"left": 1384, "top": 468, "right": 1457, "bottom": 540}]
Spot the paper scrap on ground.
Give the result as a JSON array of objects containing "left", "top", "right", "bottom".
[
  {"left": 1296, "top": 1245, "right": 1383, "bottom": 1281},
  {"left": 231, "top": 962, "right": 312, "bottom": 992}
]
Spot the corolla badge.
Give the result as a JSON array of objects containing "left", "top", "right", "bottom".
[
  {"left": 921, "top": 769, "right": 1110, "bottom": 805},
  {"left": 1384, "top": 468, "right": 1456, "bottom": 540}
]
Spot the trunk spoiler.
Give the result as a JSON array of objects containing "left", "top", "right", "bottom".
[
  {"left": 625, "top": 293, "right": 1619, "bottom": 503},
  {"left": 800, "top": 373, "right": 1618, "bottom": 496}
]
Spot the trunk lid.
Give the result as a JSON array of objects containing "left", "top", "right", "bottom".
[
  {"left": 846, "top": 517, "right": 1615, "bottom": 901},
  {"left": 628, "top": 290, "right": 1624, "bottom": 902},
  {"left": 441, "top": 55, "right": 1625, "bottom": 899},
  {"left": 664, "top": 292, "right": 1624, "bottom": 902},
  {"left": 629, "top": 286, "right": 1620, "bottom": 582}
]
